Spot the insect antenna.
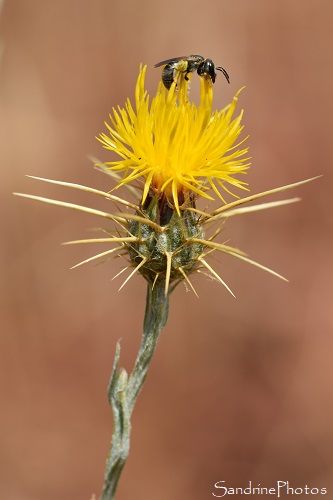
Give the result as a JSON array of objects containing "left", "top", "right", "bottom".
[{"left": 216, "top": 66, "right": 230, "bottom": 84}]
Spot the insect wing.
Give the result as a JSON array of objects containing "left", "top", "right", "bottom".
[
  {"left": 154, "top": 56, "right": 188, "bottom": 68},
  {"left": 154, "top": 55, "right": 204, "bottom": 68}
]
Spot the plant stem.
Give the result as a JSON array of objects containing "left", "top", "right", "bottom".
[{"left": 100, "top": 280, "right": 169, "bottom": 499}]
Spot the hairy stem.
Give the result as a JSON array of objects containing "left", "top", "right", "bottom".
[{"left": 100, "top": 280, "right": 169, "bottom": 499}]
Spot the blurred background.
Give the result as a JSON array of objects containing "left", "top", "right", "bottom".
[{"left": 1, "top": 1, "right": 332, "bottom": 499}]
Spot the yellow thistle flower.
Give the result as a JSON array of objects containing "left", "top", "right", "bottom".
[
  {"left": 97, "top": 65, "right": 250, "bottom": 214},
  {"left": 14, "top": 64, "right": 316, "bottom": 297}
]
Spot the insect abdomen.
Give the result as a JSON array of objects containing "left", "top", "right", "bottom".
[{"left": 162, "top": 65, "right": 175, "bottom": 90}]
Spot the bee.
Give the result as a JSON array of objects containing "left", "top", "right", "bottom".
[{"left": 154, "top": 54, "right": 230, "bottom": 90}]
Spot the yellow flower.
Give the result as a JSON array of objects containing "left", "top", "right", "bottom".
[
  {"left": 97, "top": 65, "right": 250, "bottom": 214},
  {"left": 15, "top": 63, "right": 316, "bottom": 296}
]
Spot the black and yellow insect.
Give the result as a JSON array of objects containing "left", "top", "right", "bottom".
[{"left": 154, "top": 54, "right": 230, "bottom": 90}]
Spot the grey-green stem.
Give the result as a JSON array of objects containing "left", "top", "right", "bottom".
[{"left": 100, "top": 280, "right": 169, "bottom": 499}]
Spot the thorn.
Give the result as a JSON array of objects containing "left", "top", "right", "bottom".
[
  {"left": 206, "top": 176, "right": 321, "bottom": 220},
  {"left": 25, "top": 174, "right": 139, "bottom": 210},
  {"left": 152, "top": 273, "right": 159, "bottom": 290},
  {"left": 112, "top": 266, "right": 129, "bottom": 281},
  {"left": 115, "top": 212, "right": 164, "bottom": 233},
  {"left": 198, "top": 257, "right": 235, "bottom": 297},
  {"left": 164, "top": 252, "right": 172, "bottom": 297},
  {"left": 204, "top": 198, "right": 302, "bottom": 222},
  {"left": 70, "top": 246, "right": 123, "bottom": 269},
  {"left": 178, "top": 267, "right": 199, "bottom": 297},
  {"left": 63, "top": 236, "right": 137, "bottom": 245},
  {"left": 192, "top": 238, "right": 247, "bottom": 256},
  {"left": 118, "top": 258, "right": 147, "bottom": 291}
]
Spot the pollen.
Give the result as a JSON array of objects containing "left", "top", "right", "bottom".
[{"left": 97, "top": 65, "right": 250, "bottom": 214}]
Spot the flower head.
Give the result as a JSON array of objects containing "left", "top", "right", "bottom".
[{"left": 97, "top": 65, "right": 250, "bottom": 214}]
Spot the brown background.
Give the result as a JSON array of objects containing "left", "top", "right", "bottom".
[{"left": 1, "top": 1, "right": 332, "bottom": 499}]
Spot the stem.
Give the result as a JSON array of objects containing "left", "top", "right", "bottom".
[{"left": 100, "top": 280, "right": 169, "bottom": 499}]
